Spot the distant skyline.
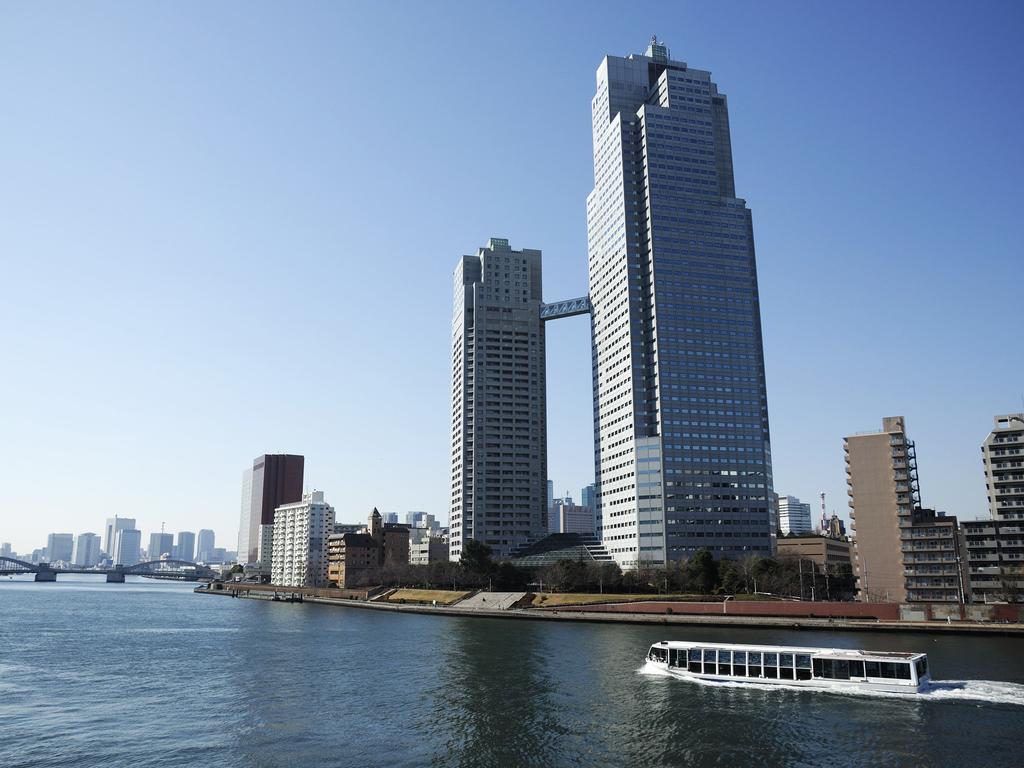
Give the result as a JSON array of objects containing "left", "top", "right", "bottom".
[{"left": 2, "top": 2, "right": 1022, "bottom": 553}]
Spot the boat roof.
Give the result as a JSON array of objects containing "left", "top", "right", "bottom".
[{"left": 652, "top": 640, "right": 924, "bottom": 661}]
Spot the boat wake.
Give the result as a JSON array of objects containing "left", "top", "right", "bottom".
[{"left": 638, "top": 661, "right": 1024, "bottom": 707}]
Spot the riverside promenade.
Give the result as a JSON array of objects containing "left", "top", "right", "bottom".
[{"left": 197, "top": 583, "right": 1024, "bottom": 635}]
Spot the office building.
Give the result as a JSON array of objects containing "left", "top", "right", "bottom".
[
  {"left": 196, "top": 529, "right": 215, "bottom": 562},
  {"left": 553, "top": 497, "right": 596, "bottom": 537},
  {"left": 237, "top": 454, "right": 304, "bottom": 564},
  {"left": 846, "top": 416, "right": 920, "bottom": 603},
  {"left": 587, "top": 39, "right": 774, "bottom": 568},
  {"left": 113, "top": 528, "right": 142, "bottom": 566},
  {"left": 270, "top": 490, "right": 335, "bottom": 588},
  {"left": 383, "top": 512, "right": 399, "bottom": 524},
  {"left": 71, "top": 533, "right": 101, "bottom": 567},
  {"left": 449, "top": 238, "right": 547, "bottom": 560},
  {"left": 981, "top": 414, "right": 1024, "bottom": 522},
  {"left": 778, "top": 496, "right": 813, "bottom": 536},
  {"left": 775, "top": 534, "right": 852, "bottom": 571},
  {"left": 0, "top": 543, "right": 11, "bottom": 558},
  {"left": 410, "top": 536, "right": 448, "bottom": 565},
  {"left": 547, "top": 481, "right": 554, "bottom": 514},
  {"left": 103, "top": 516, "right": 136, "bottom": 556},
  {"left": 256, "top": 523, "right": 275, "bottom": 580},
  {"left": 581, "top": 484, "right": 596, "bottom": 511},
  {"left": 175, "top": 531, "right": 196, "bottom": 562},
  {"left": 46, "top": 533, "right": 74, "bottom": 564},
  {"left": 149, "top": 532, "right": 173, "bottom": 561}
]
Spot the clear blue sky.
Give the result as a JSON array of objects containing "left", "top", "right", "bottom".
[{"left": 1, "top": 1, "right": 1021, "bottom": 555}]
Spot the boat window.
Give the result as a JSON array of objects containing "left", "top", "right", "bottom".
[
  {"left": 703, "top": 649, "right": 716, "bottom": 662},
  {"left": 749, "top": 652, "right": 762, "bottom": 665},
  {"left": 650, "top": 647, "right": 667, "bottom": 662},
  {"left": 834, "top": 660, "right": 850, "bottom": 680},
  {"left": 796, "top": 655, "right": 811, "bottom": 669},
  {"left": 896, "top": 663, "right": 911, "bottom": 680},
  {"left": 796, "top": 668, "right": 812, "bottom": 681},
  {"left": 719, "top": 650, "right": 732, "bottom": 663},
  {"left": 818, "top": 659, "right": 834, "bottom": 678},
  {"left": 780, "top": 653, "right": 793, "bottom": 668},
  {"left": 880, "top": 662, "right": 896, "bottom": 679},
  {"left": 765, "top": 666, "right": 778, "bottom": 679},
  {"left": 688, "top": 661, "right": 702, "bottom": 673},
  {"left": 915, "top": 658, "right": 928, "bottom": 678},
  {"left": 748, "top": 665, "right": 761, "bottom": 678},
  {"left": 850, "top": 660, "right": 865, "bottom": 678},
  {"left": 813, "top": 659, "right": 823, "bottom": 677},
  {"left": 689, "top": 649, "right": 702, "bottom": 662},
  {"left": 706, "top": 663, "right": 718, "bottom": 675},
  {"left": 865, "top": 661, "right": 880, "bottom": 677},
  {"left": 779, "top": 668, "right": 794, "bottom": 680},
  {"left": 764, "top": 653, "right": 778, "bottom": 667},
  {"left": 734, "top": 651, "right": 747, "bottom": 664},
  {"left": 669, "top": 649, "right": 680, "bottom": 667}
]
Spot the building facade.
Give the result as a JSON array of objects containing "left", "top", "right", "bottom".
[
  {"left": 961, "top": 519, "right": 1024, "bottom": 602},
  {"left": 113, "top": 528, "right": 142, "bottom": 566},
  {"left": 449, "top": 238, "right": 547, "bottom": 560},
  {"left": 175, "top": 531, "right": 195, "bottom": 561},
  {"left": 238, "top": 454, "right": 304, "bottom": 564},
  {"left": 71, "top": 533, "right": 101, "bottom": 567},
  {"left": 775, "top": 534, "right": 852, "bottom": 571},
  {"left": 778, "top": 496, "right": 812, "bottom": 536},
  {"left": 46, "top": 533, "right": 74, "bottom": 564},
  {"left": 103, "top": 516, "right": 136, "bottom": 557},
  {"left": 981, "top": 414, "right": 1024, "bottom": 522},
  {"left": 196, "top": 529, "right": 215, "bottom": 562},
  {"left": 270, "top": 490, "right": 335, "bottom": 587},
  {"left": 551, "top": 498, "right": 596, "bottom": 537},
  {"left": 327, "top": 508, "right": 412, "bottom": 588},
  {"left": 847, "top": 416, "right": 921, "bottom": 603},
  {"left": 410, "top": 536, "right": 448, "bottom": 565},
  {"left": 149, "top": 532, "right": 173, "bottom": 560},
  {"left": 587, "top": 39, "right": 774, "bottom": 568},
  {"left": 902, "top": 509, "right": 962, "bottom": 603}
]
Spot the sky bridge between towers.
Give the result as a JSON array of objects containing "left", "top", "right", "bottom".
[{"left": 540, "top": 296, "right": 591, "bottom": 321}]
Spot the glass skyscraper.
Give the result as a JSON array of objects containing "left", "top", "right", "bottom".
[{"left": 588, "top": 39, "right": 774, "bottom": 567}]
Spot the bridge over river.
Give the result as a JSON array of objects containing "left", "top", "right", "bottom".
[{"left": 0, "top": 556, "right": 216, "bottom": 583}]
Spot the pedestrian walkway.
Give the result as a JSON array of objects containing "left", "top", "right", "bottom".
[{"left": 456, "top": 591, "right": 527, "bottom": 610}]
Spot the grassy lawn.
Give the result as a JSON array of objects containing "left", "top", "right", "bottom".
[{"left": 386, "top": 588, "right": 472, "bottom": 605}]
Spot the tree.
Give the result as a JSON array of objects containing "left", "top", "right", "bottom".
[
  {"left": 459, "top": 539, "right": 495, "bottom": 577},
  {"left": 686, "top": 549, "right": 719, "bottom": 594}
]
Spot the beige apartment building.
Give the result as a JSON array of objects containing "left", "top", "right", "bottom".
[{"left": 846, "top": 416, "right": 920, "bottom": 602}]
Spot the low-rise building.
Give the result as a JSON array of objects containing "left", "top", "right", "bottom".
[
  {"left": 775, "top": 534, "right": 852, "bottom": 570},
  {"left": 270, "top": 490, "right": 335, "bottom": 587},
  {"left": 960, "top": 519, "right": 1024, "bottom": 603},
  {"left": 326, "top": 508, "right": 411, "bottom": 588}
]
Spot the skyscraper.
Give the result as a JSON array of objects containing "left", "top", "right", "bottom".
[
  {"left": 113, "top": 528, "right": 142, "bottom": 566},
  {"left": 71, "top": 533, "right": 101, "bottom": 567},
  {"left": 449, "top": 238, "right": 547, "bottom": 560},
  {"left": 103, "top": 516, "right": 136, "bottom": 556},
  {"left": 175, "top": 531, "right": 196, "bottom": 561},
  {"left": 46, "top": 533, "right": 74, "bottom": 564},
  {"left": 196, "top": 529, "right": 215, "bottom": 562},
  {"left": 149, "top": 532, "right": 173, "bottom": 560},
  {"left": 587, "top": 39, "right": 774, "bottom": 568},
  {"left": 237, "top": 454, "right": 304, "bottom": 564},
  {"left": 581, "top": 483, "right": 596, "bottom": 511}
]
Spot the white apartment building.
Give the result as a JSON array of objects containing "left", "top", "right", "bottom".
[{"left": 271, "top": 490, "right": 335, "bottom": 587}]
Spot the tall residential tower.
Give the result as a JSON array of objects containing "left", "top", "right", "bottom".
[
  {"left": 237, "top": 454, "right": 304, "bottom": 564},
  {"left": 449, "top": 238, "right": 547, "bottom": 559},
  {"left": 587, "top": 39, "right": 774, "bottom": 567}
]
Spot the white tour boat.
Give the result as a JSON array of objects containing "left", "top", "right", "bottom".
[{"left": 646, "top": 641, "right": 930, "bottom": 694}]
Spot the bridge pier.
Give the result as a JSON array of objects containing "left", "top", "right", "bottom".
[
  {"left": 34, "top": 569, "right": 57, "bottom": 582},
  {"left": 106, "top": 569, "right": 125, "bottom": 583}
]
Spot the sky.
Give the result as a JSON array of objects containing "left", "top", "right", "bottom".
[{"left": 1, "top": 1, "right": 1022, "bottom": 555}]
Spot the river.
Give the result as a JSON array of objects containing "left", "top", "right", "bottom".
[{"left": 2, "top": 576, "right": 1023, "bottom": 767}]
